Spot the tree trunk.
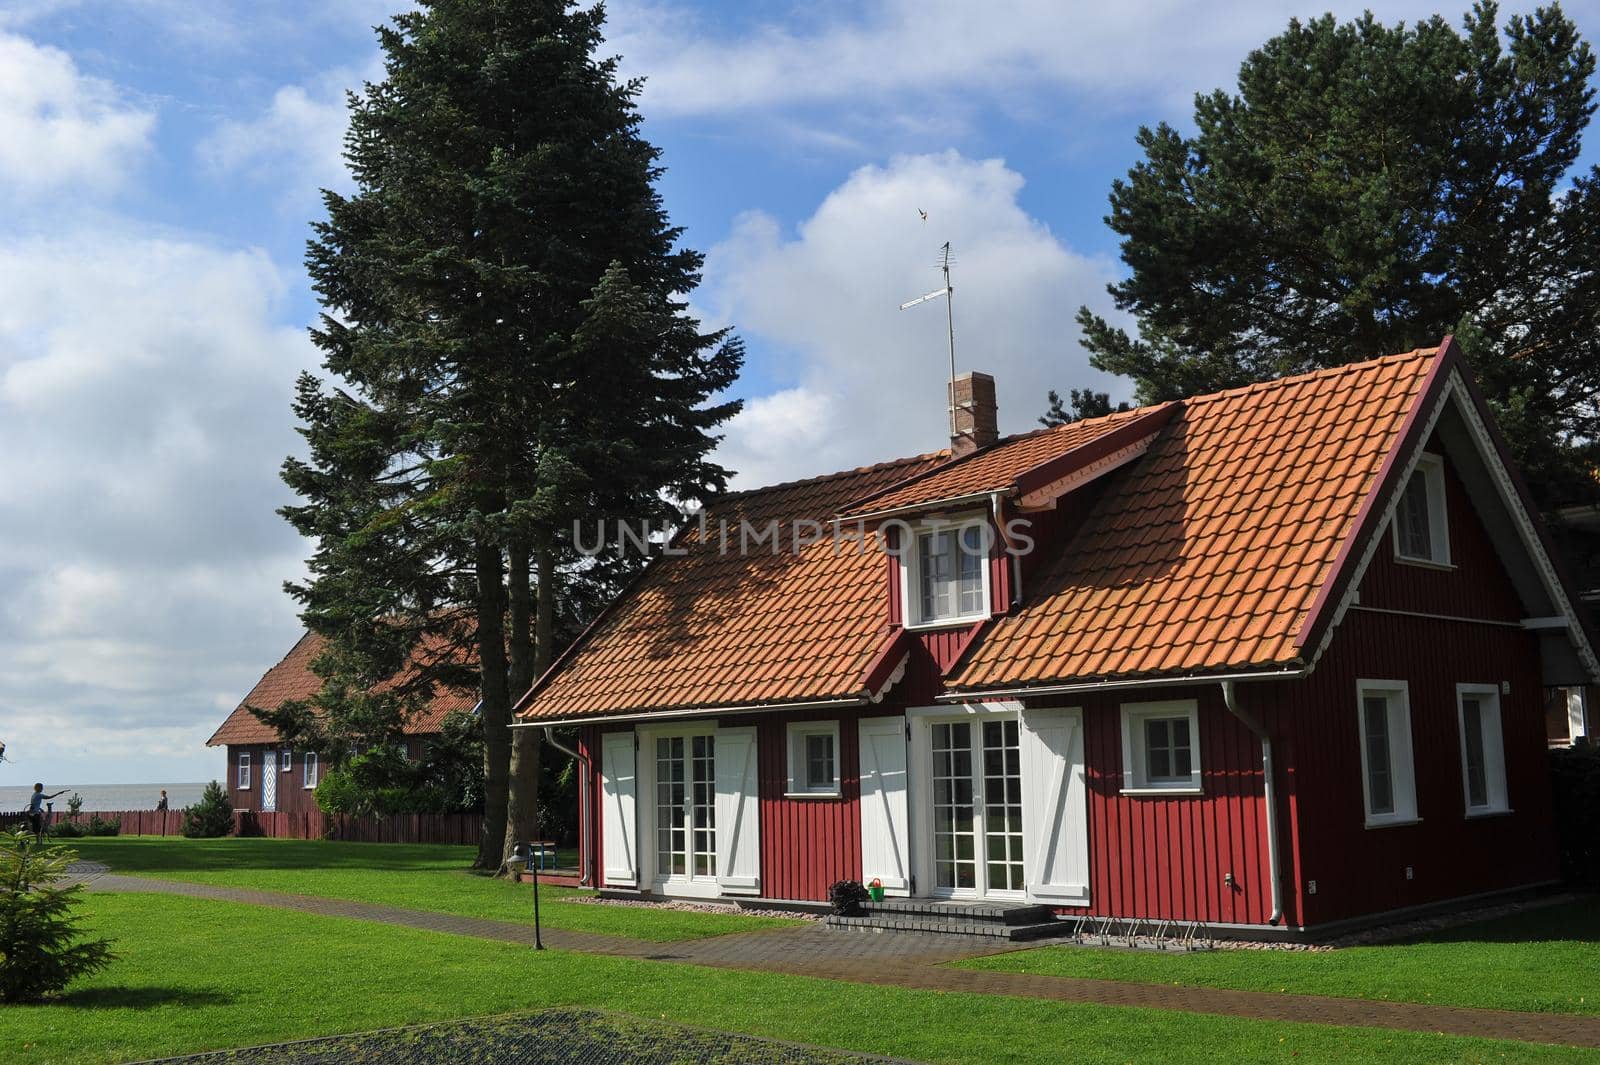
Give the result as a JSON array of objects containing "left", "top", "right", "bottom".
[
  {"left": 504, "top": 534, "right": 539, "bottom": 864},
  {"left": 473, "top": 534, "right": 512, "bottom": 870}
]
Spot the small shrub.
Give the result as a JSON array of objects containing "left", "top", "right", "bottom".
[
  {"left": 828, "top": 879, "right": 871, "bottom": 917},
  {"left": 183, "top": 781, "right": 235, "bottom": 839},
  {"left": 0, "top": 831, "right": 114, "bottom": 1001},
  {"left": 87, "top": 816, "right": 120, "bottom": 837},
  {"left": 48, "top": 820, "right": 86, "bottom": 839},
  {"left": 65, "top": 793, "right": 83, "bottom": 817},
  {"left": 1552, "top": 742, "right": 1600, "bottom": 889}
]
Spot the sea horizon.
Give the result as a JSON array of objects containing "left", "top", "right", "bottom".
[{"left": 0, "top": 782, "right": 211, "bottom": 812}]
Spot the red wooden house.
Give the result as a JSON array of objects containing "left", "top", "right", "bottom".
[
  {"left": 512, "top": 340, "right": 1597, "bottom": 934},
  {"left": 208, "top": 631, "right": 476, "bottom": 814}
]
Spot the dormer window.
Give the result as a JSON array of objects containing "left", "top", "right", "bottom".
[
  {"left": 1393, "top": 453, "right": 1450, "bottom": 566},
  {"left": 904, "top": 517, "right": 990, "bottom": 627}
]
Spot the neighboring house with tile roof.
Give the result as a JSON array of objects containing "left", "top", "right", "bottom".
[
  {"left": 513, "top": 339, "right": 1598, "bottom": 933},
  {"left": 208, "top": 632, "right": 477, "bottom": 814}
]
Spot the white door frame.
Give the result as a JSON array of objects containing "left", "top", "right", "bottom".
[
  {"left": 636, "top": 720, "right": 722, "bottom": 898},
  {"left": 906, "top": 701, "right": 1025, "bottom": 901}
]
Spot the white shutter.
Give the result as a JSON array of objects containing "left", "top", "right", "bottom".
[
  {"left": 1019, "top": 707, "right": 1090, "bottom": 906},
  {"left": 714, "top": 726, "right": 761, "bottom": 895},
  {"left": 600, "top": 731, "right": 638, "bottom": 888},
  {"left": 858, "top": 716, "right": 911, "bottom": 894}
]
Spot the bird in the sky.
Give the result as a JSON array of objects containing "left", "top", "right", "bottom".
[{"left": 917, "top": 208, "right": 928, "bottom": 222}]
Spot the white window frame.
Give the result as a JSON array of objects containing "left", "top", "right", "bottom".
[
  {"left": 1119, "top": 700, "right": 1202, "bottom": 795},
  {"left": 304, "top": 751, "right": 319, "bottom": 790},
  {"left": 785, "top": 721, "right": 841, "bottom": 797},
  {"left": 280, "top": 748, "right": 293, "bottom": 772},
  {"left": 1456, "top": 683, "right": 1510, "bottom": 816},
  {"left": 237, "top": 751, "right": 252, "bottom": 791},
  {"left": 900, "top": 514, "right": 992, "bottom": 629},
  {"left": 1392, "top": 452, "right": 1452, "bottom": 567},
  {"left": 1356, "top": 680, "right": 1420, "bottom": 827}
]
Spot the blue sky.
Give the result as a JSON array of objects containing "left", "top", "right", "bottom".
[{"left": 3, "top": 0, "right": 1599, "bottom": 785}]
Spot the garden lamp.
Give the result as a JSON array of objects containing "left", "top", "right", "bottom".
[{"left": 510, "top": 841, "right": 544, "bottom": 951}]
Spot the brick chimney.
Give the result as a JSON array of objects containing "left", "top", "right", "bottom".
[{"left": 949, "top": 371, "right": 998, "bottom": 458}]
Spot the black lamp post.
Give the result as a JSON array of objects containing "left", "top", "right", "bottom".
[{"left": 510, "top": 841, "right": 544, "bottom": 950}]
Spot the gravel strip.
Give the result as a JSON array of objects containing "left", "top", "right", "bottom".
[{"left": 566, "top": 895, "right": 821, "bottom": 921}]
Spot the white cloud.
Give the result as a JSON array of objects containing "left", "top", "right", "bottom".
[
  {"left": 606, "top": 0, "right": 1530, "bottom": 120},
  {"left": 0, "top": 230, "right": 317, "bottom": 784},
  {"left": 200, "top": 61, "right": 378, "bottom": 206},
  {"left": 708, "top": 151, "right": 1126, "bottom": 488},
  {"left": 0, "top": 32, "right": 154, "bottom": 196}
]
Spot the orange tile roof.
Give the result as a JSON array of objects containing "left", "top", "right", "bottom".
[
  {"left": 207, "top": 631, "right": 478, "bottom": 746},
  {"left": 517, "top": 453, "right": 947, "bottom": 720},
  {"left": 517, "top": 346, "right": 1446, "bottom": 720},
  {"left": 841, "top": 405, "right": 1169, "bottom": 516},
  {"left": 949, "top": 348, "right": 1439, "bottom": 691}
]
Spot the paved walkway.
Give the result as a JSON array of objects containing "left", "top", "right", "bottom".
[{"left": 87, "top": 873, "right": 1600, "bottom": 1050}]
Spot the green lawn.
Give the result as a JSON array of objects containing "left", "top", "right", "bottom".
[
  {"left": 961, "top": 899, "right": 1600, "bottom": 1016},
  {"left": 9, "top": 891, "right": 1599, "bottom": 1065},
  {"left": 67, "top": 836, "right": 800, "bottom": 942}
]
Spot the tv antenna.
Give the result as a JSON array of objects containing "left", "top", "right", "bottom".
[{"left": 899, "top": 241, "right": 957, "bottom": 436}]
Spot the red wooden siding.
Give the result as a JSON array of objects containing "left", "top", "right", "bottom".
[
  {"left": 750, "top": 708, "right": 865, "bottom": 901},
  {"left": 1356, "top": 442, "right": 1524, "bottom": 621},
  {"left": 1040, "top": 685, "right": 1276, "bottom": 927},
  {"left": 1279, "top": 610, "right": 1556, "bottom": 927}
]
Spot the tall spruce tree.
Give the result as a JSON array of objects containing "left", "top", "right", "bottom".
[
  {"left": 1077, "top": 2, "right": 1600, "bottom": 506},
  {"left": 281, "top": 0, "right": 742, "bottom": 869}
]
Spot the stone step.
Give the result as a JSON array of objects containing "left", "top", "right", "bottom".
[
  {"left": 855, "top": 898, "right": 1057, "bottom": 926},
  {"left": 824, "top": 913, "right": 1070, "bottom": 941}
]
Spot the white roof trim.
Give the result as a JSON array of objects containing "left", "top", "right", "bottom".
[{"left": 1307, "top": 370, "right": 1600, "bottom": 681}]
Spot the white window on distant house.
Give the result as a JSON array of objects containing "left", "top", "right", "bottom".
[
  {"left": 1457, "top": 684, "right": 1510, "bottom": 815},
  {"left": 304, "top": 752, "right": 319, "bottom": 790},
  {"left": 1120, "top": 701, "right": 1202, "bottom": 794},
  {"left": 902, "top": 516, "right": 990, "bottom": 628},
  {"left": 280, "top": 749, "right": 293, "bottom": 772},
  {"left": 786, "top": 721, "right": 840, "bottom": 796},
  {"left": 237, "top": 752, "right": 252, "bottom": 790},
  {"left": 1393, "top": 453, "right": 1451, "bottom": 565},
  {"left": 1357, "top": 681, "right": 1419, "bottom": 826}
]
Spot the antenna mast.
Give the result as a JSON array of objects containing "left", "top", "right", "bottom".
[{"left": 899, "top": 241, "right": 958, "bottom": 437}]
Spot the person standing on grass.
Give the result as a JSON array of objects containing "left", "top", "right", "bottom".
[
  {"left": 26, "top": 783, "right": 65, "bottom": 837},
  {"left": 156, "top": 790, "right": 168, "bottom": 812}
]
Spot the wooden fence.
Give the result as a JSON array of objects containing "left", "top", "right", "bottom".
[{"left": 34, "top": 810, "right": 485, "bottom": 846}]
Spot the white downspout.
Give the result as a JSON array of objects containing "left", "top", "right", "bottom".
[
  {"left": 1220, "top": 680, "right": 1284, "bottom": 926},
  {"left": 541, "top": 726, "right": 593, "bottom": 887}
]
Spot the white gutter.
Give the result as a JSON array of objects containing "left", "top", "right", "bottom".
[
  {"left": 511, "top": 696, "right": 870, "bottom": 730},
  {"left": 541, "top": 727, "right": 593, "bottom": 887},
  {"left": 938, "top": 667, "right": 1304, "bottom": 702},
  {"left": 1219, "top": 679, "right": 1285, "bottom": 926}
]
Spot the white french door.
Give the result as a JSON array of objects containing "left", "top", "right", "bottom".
[
  {"left": 648, "top": 729, "right": 718, "bottom": 894},
  {"left": 925, "top": 715, "right": 1024, "bottom": 899}
]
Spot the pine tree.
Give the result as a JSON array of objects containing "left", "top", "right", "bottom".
[
  {"left": 1039, "top": 388, "right": 1129, "bottom": 427},
  {"left": 0, "top": 832, "right": 114, "bottom": 1001},
  {"left": 1078, "top": 3, "right": 1600, "bottom": 506},
  {"left": 282, "top": 0, "right": 741, "bottom": 869}
]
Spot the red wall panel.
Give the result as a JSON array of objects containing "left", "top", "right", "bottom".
[
  {"left": 1356, "top": 443, "right": 1524, "bottom": 622},
  {"left": 1279, "top": 611, "right": 1556, "bottom": 927},
  {"left": 1035, "top": 684, "right": 1276, "bottom": 927}
]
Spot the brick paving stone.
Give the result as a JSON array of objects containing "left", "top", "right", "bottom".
[{"left": 89, "top": 874, "right": 1600, "bottom": 1050}]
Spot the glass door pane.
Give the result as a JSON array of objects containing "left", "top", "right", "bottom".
[
  {"left": 691, "top": 734, "right": 717, "bottom": 877},
  {"left": 982, "top": 718, "right": 1024, "bottom": 893},
  {"left": 656, "top": 736, "right": 686, "bottom": 877},
  {"left": 931, "top": 722, "right": 976, "bottom": 890}
]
